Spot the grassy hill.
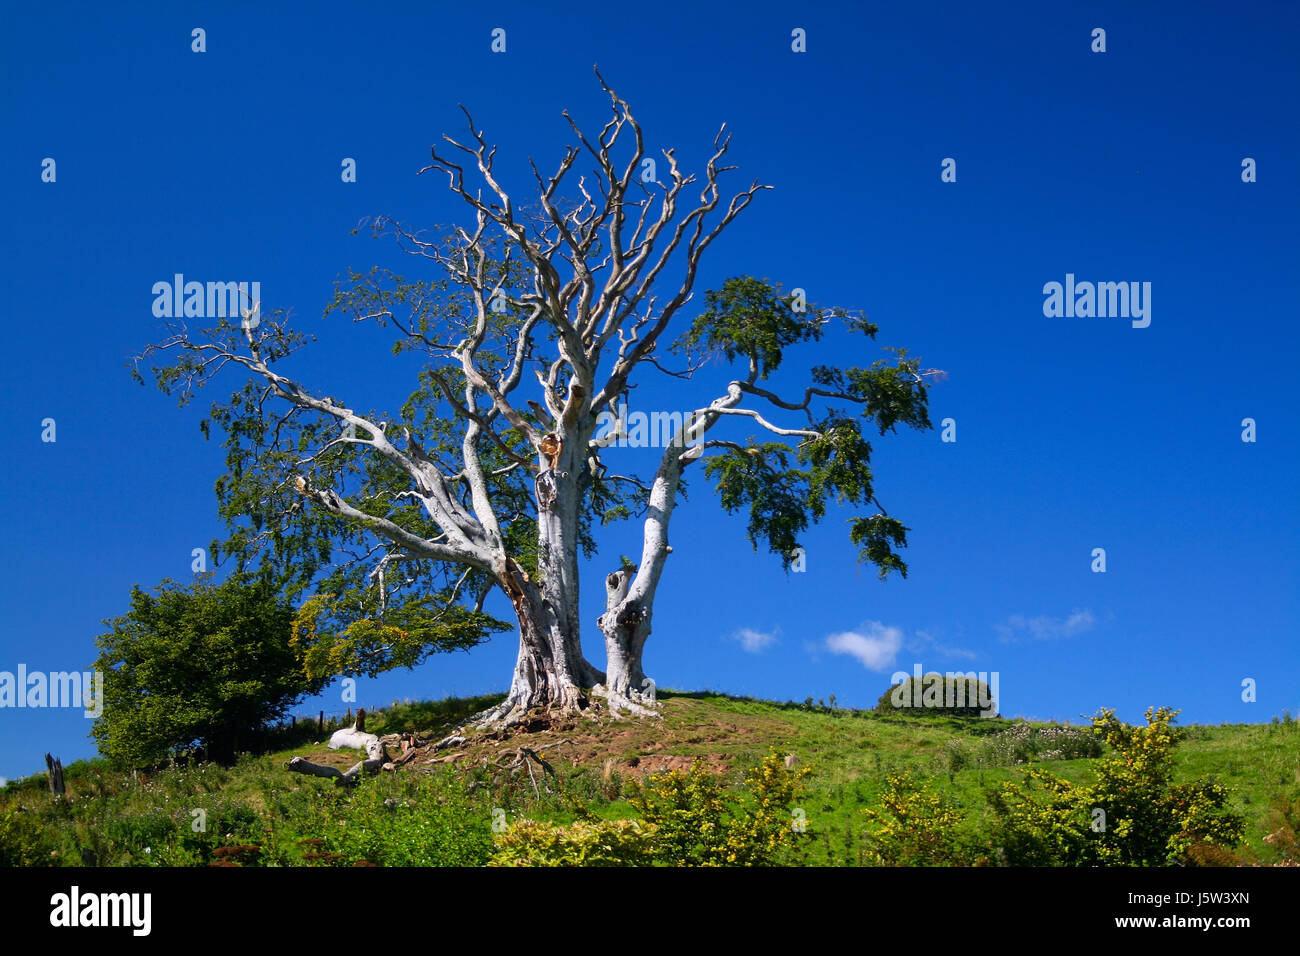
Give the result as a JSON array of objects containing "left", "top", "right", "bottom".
[{"left": 3, "top": 691, "right": 1298, "bottom": 866}]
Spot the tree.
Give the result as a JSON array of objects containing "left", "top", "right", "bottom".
[
  {"left": 134, "top": 70, "right": 939, "bottom": 729},
  {"left": 875, "top": 675, "right": 997, "bottom": 717},
  {"left": 91, "top": 577, "right": 331, "bottom": 767}
]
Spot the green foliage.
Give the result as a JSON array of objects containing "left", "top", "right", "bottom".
[
  {"left": 876, "top": 675, "right": 997, "bottom": 717},
  {"left": 972, "top": 720, "right": 1102, "bottom": 766},
  {"left": 682, "top": 277, "right": 931, "bottom": 575},
  {"left": 90, "top": 577, "right": 330, "bottom": 768},
  {"left": 303, "top": 774, "right": 494, "bottom": 866},
  {"left": 629, "top": 751, "right": 811, "bottom": 866},
  {"left": 861, "top": 770, "right": 982, "bottom": 866},
  {"left": 290, "top": 591, "right": 509, "bottom": 680},
  {"left": 1260, "top": 791, "right": 1300, "bottom": 865},
  {"left": 3, "top": 693, "right": 1288, "bottom": 868},
  {"left": 0, "top": 806, "right": 56, "bottom": 866},
  {"left": 812, "top": 352, "right": 932, "bottom": 436},
  {"left": 989, "top": 707, "right": 1245, "bottom": 866},
  {"left": 488, "top": 751, "right": 810, "bottom": 867},
  {"left": 849, "top": 514, "right": 911, "bottom": 579},
  {"left": 489, "top": 818, "right": 656, "bottom": 866},
  {"left": 676, "top": 276, "right": 829, "bottom": 378}
]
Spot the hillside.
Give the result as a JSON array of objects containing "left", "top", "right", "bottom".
[{"left": 3, "top": 692, "right": 1298, "bottom": 866}]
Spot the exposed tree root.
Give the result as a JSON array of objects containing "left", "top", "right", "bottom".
[
  {"left": 288, "top": 689, "right": 661, "bottom": 786},
  {"left": 590, "top": 684, "right": 662, "bottom": 719},
  {"left": 467, "top": 683, "right": 590, "bottom": 731}
]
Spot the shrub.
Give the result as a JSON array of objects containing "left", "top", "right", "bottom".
[
  {"left": 104, "top": 810, "right": 175, "bottom": 858},
  {"left": 986, "top": 767, "right": 1107, "bottom": 866},
  {"left": 943, "top": 739, "right": 972, "bottom": 772},
  {"left": 91, "top": 576, "right": 330, "bottom": 768},
  {"left": 876, "top": 675, "right": 995, "bottom": 717},
  {"left": 0, "top": 807, "right": 57, "bottom": 866},
  {"left": 626, "top": 751, "right": 811, "bottom": 866},
  {"left": 861, "top": 770, "right": 982, "bottom": 865},
  {"left": 989, "top": 707, "right": 1245, "bottom": 866},
  {"left": 490, "top": 819, "right": 655, "bottom": 866}
]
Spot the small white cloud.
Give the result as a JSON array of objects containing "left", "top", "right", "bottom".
[
  {"left": 729, "top": 627, "right": 778, "bottom": 654},
  {"left": 824, "top": 621, "right": 904, "bottom": 671},
  {"left": 910, "top": 629, "right": 979, "bottom": 661},
  {"left": 996, "top": 608, "right": 1096, "bottom": 644}
]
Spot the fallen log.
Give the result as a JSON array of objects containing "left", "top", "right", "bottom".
[{"left": 288, "top": 714, "right": 390, "bottom": 785}]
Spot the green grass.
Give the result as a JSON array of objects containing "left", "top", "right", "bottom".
[{"left": 3, "top": 693, "right": 1297, "bottom": 866}]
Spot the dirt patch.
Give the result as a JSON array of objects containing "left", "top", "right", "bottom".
[
  {"left": 400, "top": 698, "right": 790, "bottom": 777},
  {"left": 622, "top": 753, "right": 731, "bottom": 776}
]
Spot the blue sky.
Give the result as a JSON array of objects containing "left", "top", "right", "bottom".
[{"left": 2, "top": 1, "right": 1297, "bottom": 780}]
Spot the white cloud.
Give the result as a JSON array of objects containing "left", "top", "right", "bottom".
[
  {"left": 824, "top": 621, "right": 904, "bottom": 671},
  {"left": 729, "top": 627, "right": 778, "bottom": 654},
  {"left": 996, "top": 608, "right": 1096, "bottom": 644},
  {"left": 910, "top": 629, "right": 979, "bottom": 661}
]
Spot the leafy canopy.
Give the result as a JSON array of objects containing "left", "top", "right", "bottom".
[
  {"left": 90, "top": 576, "right": 332, "bottom": 768},
  {"left": 678, "top": 277, "right": 932, "bottom": 575}
]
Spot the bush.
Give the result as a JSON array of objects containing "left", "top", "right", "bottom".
[
  {"left": 490, "top": 819, "right": 655, "bottom": 866},
  {"left": 104, "top": 810, "right": 175, "bottom": 857},
  {"left": 627, "top": 751, "right": 810, "bottom": 866},
  {"left": 0, "top": 807, "right": 56, "bottom": 866},
  {"left": 989, "top": 707, "right": 1245, "bottom": 866},
  {"left": 488, "top": 751, "right": 813, "bottom": 867},
  {"left": 876, "top": 675, "right": 996, "bottom": 718},
  {"left": 861, "top": 770, "right": 983, "bottom": 865},
  {"left": 90, "top": 576, "right": 330, "bottom": 768}
]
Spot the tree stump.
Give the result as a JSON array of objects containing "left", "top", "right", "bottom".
[{"left": 45, "top": 753, "right": 65, "bottom": 796}]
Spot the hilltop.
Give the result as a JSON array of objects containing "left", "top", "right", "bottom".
[{"left": 2, "top": 692, "right": 1297, "bottom": 866}]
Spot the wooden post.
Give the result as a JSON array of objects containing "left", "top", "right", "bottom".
[
  {"left": 318, "top": 710, "right": 324, "bottom": 733},
  {"left": 356, "top": 708, "right": 366, "bottom": 732},
  {"left": 44, "top": 753, "right": 65, "bottom": 796}
]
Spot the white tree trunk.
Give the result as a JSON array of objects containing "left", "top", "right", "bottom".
[
  {"left": 595, "top": 566, "right": 658, "bottom": 717},
  {"left": 472, "top": 442, "right": 604, "bottom": 728}
]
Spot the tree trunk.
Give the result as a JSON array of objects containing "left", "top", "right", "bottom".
[
  {"left": 592, "top": 430, "right": 698, "bottom": 719},
  {"left": 595, "top": 566, "right": 658, "bottom": 717},
  {"left": 473, "top": 452, "right": 603, "bottom": 728},
  {"left": 477, "top": 569, "right": 588, "bottom": 726}
]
